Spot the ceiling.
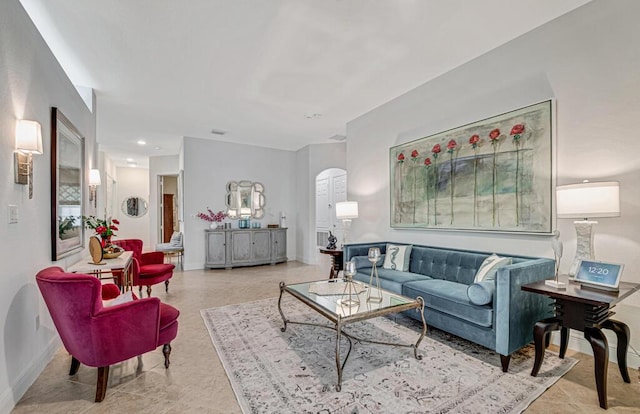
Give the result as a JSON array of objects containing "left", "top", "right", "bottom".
[{"left": 20, "top": 0, "right": 591, "bottom": 168}]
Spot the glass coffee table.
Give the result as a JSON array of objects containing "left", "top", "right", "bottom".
[{"left": 278, "top": 279, "right": 426, "bottom": 391}]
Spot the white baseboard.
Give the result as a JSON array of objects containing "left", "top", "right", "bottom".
[
  {"left": 551, "top": 330, "right": 640, "bottom": 371},
  {"left": 0, "top": 336, "right": 60, "bottom": 414}
]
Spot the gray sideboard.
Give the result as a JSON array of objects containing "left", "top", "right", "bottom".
[{"left": 205, "top": 228, "right": 287, "bottom": 269}]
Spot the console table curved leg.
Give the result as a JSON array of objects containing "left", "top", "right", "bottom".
[
  {"left": 531, "top": 318, "right": 561, "bottom": 377},
  {"left": 585, "top": 327, "right": 609, "bottom": 409},
  {"left": 602, "top": 319, "right": 631, "bottom": 383}
]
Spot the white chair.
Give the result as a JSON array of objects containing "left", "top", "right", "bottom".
[{"left": 156, "top": 232, "right": 184, "bottom": 270}]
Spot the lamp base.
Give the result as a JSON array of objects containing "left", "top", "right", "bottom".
[
  {"left": 545, "top": 279, "right": 567, "bottom": 289},
  {"left": 568, "top": 220, "right": 597, "bottom": 276}
]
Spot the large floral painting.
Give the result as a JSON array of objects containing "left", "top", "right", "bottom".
[{"left": 390, "top": 100, "right": 553, "bottom": 233}]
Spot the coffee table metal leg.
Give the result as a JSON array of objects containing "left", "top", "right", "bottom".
[
  {"left": 278, "top": 281, "right": 288, "bottom": 332},
  {"left": 413, "top": 296, "right": 426, "bottom": 360},
  {"left": 335, "top": 317, "right": 342, "bottom": 391}
]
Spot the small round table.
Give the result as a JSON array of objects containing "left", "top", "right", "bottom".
[{"left": 319, "top": 248, "right": 343, "bottom": 279}]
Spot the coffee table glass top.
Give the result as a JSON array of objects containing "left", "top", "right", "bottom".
[{"left": 285, "top": 279, "right": 414, "bottom": 318}]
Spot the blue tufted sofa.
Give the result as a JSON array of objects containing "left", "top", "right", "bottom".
[{"left": 343, "top": 242, "right": 554, "bottom": 371}]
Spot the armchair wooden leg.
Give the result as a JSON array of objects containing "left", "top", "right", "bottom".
[
  {"left": 163, "top": 343, "right": 172, "bottom": 368},
  {"left": 69, "top": 357, "right": 80, "bottom": 375},
  {"left": 165, "top": 280, "right": 169, "bottom": 292},
  {"left": 95, "top": 366, "right": 110, "bottom": 402},
  {"left": 146, "top": 285, "right": 152, "bottom": 297}
]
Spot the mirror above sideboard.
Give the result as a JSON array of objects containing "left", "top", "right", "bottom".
[{"left": 225, "top": 180, "right": 265, "bottom": 219}]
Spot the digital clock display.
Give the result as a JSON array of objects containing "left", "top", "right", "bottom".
[{"left": 575, "top": 260, "right": 623, "bottom": 288}]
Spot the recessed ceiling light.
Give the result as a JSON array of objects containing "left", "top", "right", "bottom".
[
  {"left": 127, "top": 162, "right": 137, "bottom": 167},
  {"left": 126, "top": 158, "right": 134, "bottom": 162},
  {"left": 154, "top": 146, "right": 162, "bottom": 150},
  {"left": 137, "top": 140, "right": 146, "bottom": 145},
  {"left": 211, "top": 128, "right": 226, "bottom": 135}
]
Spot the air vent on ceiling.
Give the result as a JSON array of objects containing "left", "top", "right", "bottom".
[{"left": 211, "top": 128, "right": 227, "bottom": 135}]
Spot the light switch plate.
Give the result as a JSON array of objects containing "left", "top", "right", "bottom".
[{"left": 8, "top": 205, "right": 18, "bottom": 224}]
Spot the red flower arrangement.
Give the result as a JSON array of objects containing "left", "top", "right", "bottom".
[
  {"left": 83, "top": 216, "right": 119, "bottom": 238},
  {"left": 197, "top": 208, "right": 227, "bottom": 223},
  {"left": 424, "top": 157, "right": 431, "bottom": 166},
  {"left": 410, "top": 149, "right": 419, "bottom": 159},
  {"left": 397, "top": 153, "right": 405, "bottom": 163},
  {"left": 446, "top": 139, "right": 457, "bottom": 152}
]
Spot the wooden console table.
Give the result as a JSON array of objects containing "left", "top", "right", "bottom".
[
  {"left": 319, "top": 248, "right": 343, "bottom": 279},
  {"left": 522, "top": 278, "right": 640, "bottom": 409}
]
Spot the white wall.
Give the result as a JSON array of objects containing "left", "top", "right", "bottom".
[
  {"left": 115, "top": 167, "right": 151, "bottom": 248},
  {"left": 295, "top": 143, "right": 347, "bottom": 264},
  {"left": 347, "top": 0, "right": 640, "bottom": 363},
  {"left": 0, "top": 1, "right": 97, "bottom": 411},
  {"left": 182, "top": 137, "right": 297, "bottom": 270}
]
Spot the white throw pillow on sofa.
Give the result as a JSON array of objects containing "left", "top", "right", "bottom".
[
  {"left": 382, "top": 244, "right": 412, "bottom": 271},
  {"left": 474, "top": 254, "right": 511, "bottom": 283}
]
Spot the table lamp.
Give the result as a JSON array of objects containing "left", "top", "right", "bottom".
[
  {"left": 335, "top": 201, "right": 358, "bottom": 247},
  {"left": 556, "top": 180, "right": 620, "bottom": 276}
]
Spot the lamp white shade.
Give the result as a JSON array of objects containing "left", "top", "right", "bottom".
[
  {"left": 336, "top": 201, "right": 358, "bottom": 220},
  {"left": 89, "top": 169, "right": 102, "bottom": 186},
  {"left": 15, "top": 120, "right": 43, "bottom": 154},
  {"left": 556, "top": 181, "right": 620, "bottom": 219}
]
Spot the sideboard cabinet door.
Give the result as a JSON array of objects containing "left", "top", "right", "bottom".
[
  {"left": 205, "top": 230, "right": 226, "bottom": 267},
  {"left": 271, "top": 229, "right": 287, "bottom": 263}
]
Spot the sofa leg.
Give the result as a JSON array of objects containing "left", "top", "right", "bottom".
[
  {"left": 69, "top": 357, "right": 80, "bottom": 375},
  {"left": 163, "top": 343, "right": 172, "bottom": 368},
  {"left": 500, "top": 354, "right": 511, "bottom": 372},
  {"left": 165, "top": 280, "right": 169, "bottom": 293},
  {"left": 95, "top": 366, "right": 109, "bottom": 402}
]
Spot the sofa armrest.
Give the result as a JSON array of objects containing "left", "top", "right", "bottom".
[
  {"left": 343, "top": 242, "right": 388, "bottom": 267},
  {"left": 494, "top": 259, "right": 555, "bottom": 356}
]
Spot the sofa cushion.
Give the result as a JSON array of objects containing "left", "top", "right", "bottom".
[
  {"left": 403, "top": 279, "right": 493, "bottom": 328},
  {"left": 474, "top": 254, "right": 511, "bottom": 282},
  {"left": 467, "top": 280, "right": 495, "bottom": 305},
  {"left": 383, "top": 244, "right": 412, "bottom": 271},
  {"left": 353, "top": 268, "right": 427, "bottom": 295}
]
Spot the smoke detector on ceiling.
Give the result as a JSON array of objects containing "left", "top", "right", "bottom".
[
  {"left": 211, "top": 128, "right": 227, "bottom": 135},
  {"left": 329, "top": 134, "right": 346, "bottom": 142}
]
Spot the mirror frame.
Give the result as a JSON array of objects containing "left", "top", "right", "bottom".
[
  {"left": 50, "top": 107, "right": 85, "bottom": 260},
  {"left": 225, "top": 180, "right": 266, "bottom": 219}
]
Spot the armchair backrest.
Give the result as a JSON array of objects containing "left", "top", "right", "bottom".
[
  {"left": 36, "top": 267, "right": 106, "bottom": 366},
  {"left": 112, "top": 239, "right": 143, "bottom": 262}
]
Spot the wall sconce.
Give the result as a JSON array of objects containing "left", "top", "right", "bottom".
[
  {"left": 14, "top": 120, "right": 43, "bottom": 199},
  {"left": 89, "top": 169, "right": 101, "bottom": 208},
  {"left": 335, "top": 201, "right": 359, "bottom": 247},
  {"left": 556, "top": 180, "right": 620, "bottom": 275}
]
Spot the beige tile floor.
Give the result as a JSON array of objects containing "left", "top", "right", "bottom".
[{"left": 12, "top": 261, "right": 640, "bottom": 413}]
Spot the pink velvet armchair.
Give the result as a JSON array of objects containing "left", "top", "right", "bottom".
[
  {"left": 112, "top": 239, "right": 174, "bottom": 297},
  {"left": 36, "top": 266, "right": 179, "bottom": 402}
]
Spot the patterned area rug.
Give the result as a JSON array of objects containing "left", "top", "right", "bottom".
[{"left": 201, "top": 297, "right": 577, "bottom": 414}]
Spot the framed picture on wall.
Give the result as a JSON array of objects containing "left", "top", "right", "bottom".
[{"left": 389, "top": 100, "right": 553, "bottom": 234}]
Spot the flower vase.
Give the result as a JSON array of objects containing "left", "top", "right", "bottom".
[
  {"left": 101, "top": 235, "right": 111, "bottom": 248},
  {"left": 209, "top": 222, "right": 217, "bottom": 229}
]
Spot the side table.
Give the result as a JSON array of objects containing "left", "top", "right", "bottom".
[
  {"left": 522, "top": 277, "right": 640, "bottom": 409},
  {"left": 319, "top": 248, "right": 343, "bottom": 279}
]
